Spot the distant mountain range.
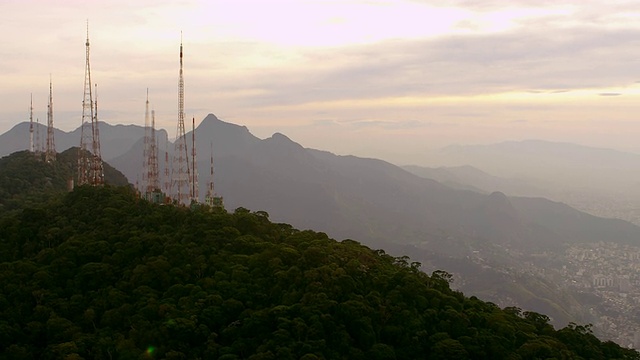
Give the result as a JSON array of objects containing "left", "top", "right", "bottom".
[
  {"left": 4, "top": 115, "right": 640, "bottom": 252},
  {"left": 405, "top": 143, "right": 640, "bottom": 225},
  {"left": 402, "top": 164, "right": 546, "bottom": 196},
  {"left": 437, "top": 140, "right": 640, "bottom": 198},
  {"left": 0, "top": 121, "right": 167, "bottom": 162}
]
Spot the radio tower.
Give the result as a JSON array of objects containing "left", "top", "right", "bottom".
[
  {"left": 45, "top": 75, "right": 56, "bottom": 162},
  {"left": 171, "top": 34, "right": 191, "bottom": 204},
  {"left": 142, "top": 89, "right": 150, "bottom": 193},
  {"left": 92, "top": 84, "right": 104, "bottom": 184},
  {"left": 29, "top": 94, "right": 34, "bottom": 153},
  {"left": 205, "top": 142, "right": 224, "bottom": 208},
  {"left": 164, "top": 132, "right": 171, "bottom": 197},
  {"left": 191, "top": 116, "right": 199, "bottom": 202},
  {"left": 36, "top": 118, "right": 42, "bottom": 155},
  {"left": 148, "top": 110, "right": 160, "bottom": 192},
  {"left": 142, "top": 88, "right": 160, "bottom": 202},
  {"left": 78, "top": 23, "right": 103, "bottom": 186}
]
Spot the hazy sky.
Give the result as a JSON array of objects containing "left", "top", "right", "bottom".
[{"left": 3, "top": 0, "right": 640, "bottom": 164}]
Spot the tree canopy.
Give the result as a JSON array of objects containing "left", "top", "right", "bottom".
[
  {"left": 1, "top": 184, "right": 637, "bottom": 359},
  {"left": 0, "top": 149, "right": 129, "bottom": 213}
]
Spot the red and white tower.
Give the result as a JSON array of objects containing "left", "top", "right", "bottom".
[
  {"left": 45, "top": 75, "right": 56, "bottom": 162},
  {"left": 148, "top": 110, "right": 160, "bottom": 192},
  {"left": 29, "top": 94, "right": 34, "bottom": 153},
  {"left": 171, "top": 35, "right": 192, "bottom": 204},
  {"left": 205, "top": 142, "right": 224, "bottom": 209},
  {"left": 142, "top": 88, "right": 160, "bottom": 197},
  {"left": 191, "top": 116, "right": 199, "bottom": 202},
  {"left": 142, "top": 89, "right": 151, "bottom": 193},
  {"left": 164, "top": 132, "right": 171, "bottom": 197},
  {"left": 78, "top": 22, "right": 103, "bottom": 186},
  {"left": 35, "top": 117, "right": 42, "bottom": 155},
  {"left": 92, "top": 84, "right": 104, "bottom": 184}
]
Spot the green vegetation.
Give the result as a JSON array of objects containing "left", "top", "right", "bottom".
[
  {"left": 0, "top": 149, "right": 129, "bottom": 213},
  {"left": 0, "top": 184, "right": 638, "bottom": 359},
  {"left": 0, "top": 151, "right": 637, "bottom": 359}
]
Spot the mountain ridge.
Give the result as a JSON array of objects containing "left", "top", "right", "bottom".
[
  {"left": 5, "top": 115, "right": 640, "bottom": 251},
  {"left": 0, "top": 121, "right": 167, "bottom": 162}
]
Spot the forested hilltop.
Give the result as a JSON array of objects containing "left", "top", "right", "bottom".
[
  {"left": 0, "top": 185, "right": 637, "bottom": 359},
  {"left": 0, "top": 149, "right": 129, "bottom": 213}
]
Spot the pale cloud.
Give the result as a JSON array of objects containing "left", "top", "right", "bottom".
[{"left": 2, "top": 0, "right": 640, "bottom": 162}]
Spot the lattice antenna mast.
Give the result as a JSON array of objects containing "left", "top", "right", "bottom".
[
  {"left": 29, "top": 94, "right": 34, "bottom": 153},
  {"left": 149, "top": 109, "right": 160, "bottom": 191},
  {"left": 142, "top": 89, "right": 160, "bottom": 195},
  {"left": 205, "top": 141, "right": 224, "bottom": 209},
  {"left": 91, "top": 83, "right": 104, "bottom": 185},
  {"left": 164, "top": 132, "right": 170, "bottom": 194},
  {"left": 171, "top": 33, "right": 191, "bottom": 204},
  {"left": 46, "top": 75, "right": 56, "bottom": 162},
  {"left": 78, "top": 22, "right": 95, "bottom": 185},
  {"left": 142, "top": 89, "right": 150, "bottom": 193},
  {"left": 191, "top": 116, "right": 199, "bottom": 202},
  {"left": 36, "top": 118, "right": 42, "bottom": 155},
  {"left": 205, "top": 142, "right": 214, "bottom": 206}
]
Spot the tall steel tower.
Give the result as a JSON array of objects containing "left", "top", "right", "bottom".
[
  {"left": 148, "top": 110, "right": 160, "bottom": 192},
  {"left": 171, "top": 35, "right": 192, "bottom": 204},
  {"left": 142, "top": 89, "right": 160, "bottom": 198},
  {"left": 29, "top": 94, "right": 34, "bottom": 153},
  {"left": 92, "top": 84, "right": 104, "bottom": 184},
  {"left": 164, "top": 132, "right": 171, "bottom": 197},
  {"left": 205, "top": 142, "right": 224, "bottom": 209},
  {"left": 45, "top": 76, "right": 56, "bottom": 162},
  {"left": 36, "top": 118, "right": 42, "bottom": 155},
  {"left": 78, "top": 23, "right": 103, "bottom": 186},
  {"left": 142, "top": 89, "right": 151, "bottom": 193},
  {"left": 205, "top": 142, "right": 214, "bottom": 207},
  {"left": 191, "top": 116, "right": 199, "bottom": 202}
]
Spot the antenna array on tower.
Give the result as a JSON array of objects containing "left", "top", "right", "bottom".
[
  {"left": 205, "top": 141, "right": 224, "bottom": 209},
  {"left": 141, "top": 89, "right": 162, "bottom": 202},
  {"left": 78, "top": 23, "right": 104, "bottom": 186},
  {"left": 192, "top": 116, "right": 199, "bottom": 203},
  {"left": 92, "top": 84, "right": 104, "bottom": 183},
  {"left": 36, "top": 118, "right": 42, "bottom": 155},
  {"left": 164, "top": 132, "right": 171, "bottom": 196},
  {"left": 142, "top": 89, "right": 151, "bottom": 192},
  {"left": 149, "top": 110, "right": 160, "bottom": 192},
  {"left": 171, "top": 36, "right": 192, "bottom": 205},
  {"left": 45, "top": 76, "right": 56, "bottom": 162},
  {"left": 20, "top": 26, "right": 225, "bottom": 208},
  {"left": 29, "top": 94, "right": 34, "bottom": 154}
]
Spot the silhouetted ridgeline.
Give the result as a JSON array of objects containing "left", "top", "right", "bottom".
[{"left": 0, "top": 184, "right": 637, "bottom": 359}]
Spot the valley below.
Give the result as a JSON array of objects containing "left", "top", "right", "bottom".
[{"left": 432, "top": 241, "right": 640, "bottom": 348}]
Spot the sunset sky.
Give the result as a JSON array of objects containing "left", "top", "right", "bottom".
[{"left": 2, "top": 0, "right": 640, "bottom": 164}]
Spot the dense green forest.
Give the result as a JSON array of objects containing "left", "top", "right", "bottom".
[
  {"left": 1, "top": 185, "right": 638, "bottom": 359},
  {"left": 0, "top": 151, "right": 638, "bottom": 359},
  {"left": 0, "top": 149, "right": 129, "bottom": 213}
]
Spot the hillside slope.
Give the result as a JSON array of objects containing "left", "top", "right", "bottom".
[
  {"left": 0, "top": 186, "right": 637, "bottom": 359},
  {"left": 0, "top": 149, "right": 129, "bottom": 212}
]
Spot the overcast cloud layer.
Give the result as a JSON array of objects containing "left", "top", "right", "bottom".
[{"left": 2, "top": 0, "right": 640, "bottom": 165}]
